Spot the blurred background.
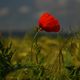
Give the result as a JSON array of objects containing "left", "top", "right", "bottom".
[{"left": 0, "top": 0, "right": 80, "bottom": 34}]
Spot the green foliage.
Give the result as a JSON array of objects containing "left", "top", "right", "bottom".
[
  {"left": 0, "top": 31, "right": 80, "bottom": 80},
  {"left": 0, "top": 39, "right": 15, "bottom": 79}
]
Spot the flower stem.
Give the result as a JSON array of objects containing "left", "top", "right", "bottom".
[{"left": 30, "top": 27, "right": 41, "bottom": 62}]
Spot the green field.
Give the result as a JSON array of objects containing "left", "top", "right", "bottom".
[{"left": 0, "top": 32, "right": 80, "bottom": 80}]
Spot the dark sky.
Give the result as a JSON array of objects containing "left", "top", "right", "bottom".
[{"left": 0, "top": 0, "right": 80, "bottom": 32}]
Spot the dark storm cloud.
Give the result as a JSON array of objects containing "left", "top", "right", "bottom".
[
  {"left": 64, "top": 0, "right": 80, "bottom": 26},
  {"left": 0, "top": 7, "right": 9, "bottom": 16},
  {"left": 0, "top": 0, "right": 80, "bottom": 32},
  {"left": 0, "top": 0, "right": 33, "bottom": 31}
]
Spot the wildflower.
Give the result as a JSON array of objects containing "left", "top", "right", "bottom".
[{"left": 38, "top": 12, "right": 60, "bottom": 32}]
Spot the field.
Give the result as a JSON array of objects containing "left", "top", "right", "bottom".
[{"left": 0, "top": 32, "right": 80, "bottom": 80}]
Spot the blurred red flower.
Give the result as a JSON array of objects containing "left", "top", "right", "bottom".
[{"left": 38, "top": 12, "right": 60, "bottom": 32}]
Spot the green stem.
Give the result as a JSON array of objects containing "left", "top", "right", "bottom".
[{"left": 30, "top": 27, "right": 41, "bottom": 62}]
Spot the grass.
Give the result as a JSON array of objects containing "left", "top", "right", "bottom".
[{"left": 0, "top": 31, "right": 80, "bottom": 80}]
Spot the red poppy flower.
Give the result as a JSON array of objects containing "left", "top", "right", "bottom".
[{"left": 38, "top": 12, "right": 60, "bottom": 32}]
